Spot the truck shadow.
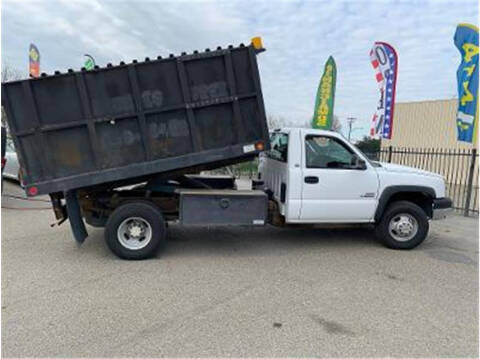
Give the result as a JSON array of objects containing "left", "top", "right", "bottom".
[{"left": 162, "top": 224, "right": 380, "bottom": 259}]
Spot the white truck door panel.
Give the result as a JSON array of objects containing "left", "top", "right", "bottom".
[
  {"left": 263, "top": 158, "right": 288, "bottom": 215},
  {"left": 262, "top": 132, "right": 289, "bottom": 216},
  {"left": 299, "top": 133, "right": 379, "bottom": 222}
]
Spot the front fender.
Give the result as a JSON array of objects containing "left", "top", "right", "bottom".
[{"left": 374, "top": 185, "right": 436, "bottom": 222}]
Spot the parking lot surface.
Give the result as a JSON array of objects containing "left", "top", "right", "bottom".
[{"left": 1, "top": 180, "right": 478, "bottom": 357}]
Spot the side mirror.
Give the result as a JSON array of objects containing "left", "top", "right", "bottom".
[
  {"left": 352, "top": 155, "right": 367, "bottom": 170},
  {"left": 357, "top": 159, "right": 367, "bottom": 170}
]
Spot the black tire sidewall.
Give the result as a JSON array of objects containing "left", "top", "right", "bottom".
[
  {"left": 376, "top": 200, "right": 429, "bottom": 249},
  {"left": 105, "top": 201, "right": 166, "bottom": 260}
]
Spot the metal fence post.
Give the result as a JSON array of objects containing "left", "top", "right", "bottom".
[
  {"left": 464, "top": 148, "right": 477, "bottom": 217},
  {"left": 388, "top": 146, "right": 393, "bottom": 163}
]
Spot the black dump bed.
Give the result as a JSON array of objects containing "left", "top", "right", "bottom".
[{"left": 2, "top": 41, "right": 269, "bottom": 196}]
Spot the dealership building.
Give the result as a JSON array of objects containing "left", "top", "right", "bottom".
[
  {"left": 379, "top": 98, "right": 478, "bottom": 215},
  {"left": 381, "top": 99, "right": 475, "bottom": 150}
]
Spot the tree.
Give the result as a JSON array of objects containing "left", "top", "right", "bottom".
[
  {"left": 2, "top": 62, "right": 24, "bottom": 83},
  {"left": 267, "top": 114, "right": 289, "bottom": 130},
  {"left": 331, "top": 115, "right": 342, "bottom": 133},
  {"left": 355, "top": 136, "right": 380, "bottom": 154},
  {"left": 2, "top": 63, "right": 25, "bottom": 127}
]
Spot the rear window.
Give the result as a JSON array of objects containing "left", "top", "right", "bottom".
[
  {"left": 6, "top": 139, "right": 15, "bottom": 152},
  {"left": 268, "top": 133, "right": 288, "bottom": 162}
]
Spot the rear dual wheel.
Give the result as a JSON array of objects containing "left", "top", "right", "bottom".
[{"left": 105, "top": 201, "right": 166, "bottom": 260}]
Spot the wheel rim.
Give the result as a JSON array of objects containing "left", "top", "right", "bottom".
[
  {"left": 388, "top": 213, "right": 419, "bottom": 242},
  {"left": 117, "top": 217, "right": 152, "bottom": 250}
]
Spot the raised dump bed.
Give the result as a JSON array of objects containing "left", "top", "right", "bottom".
[{"left": 2, "top": 39, "right": 269, "bottom": 196}]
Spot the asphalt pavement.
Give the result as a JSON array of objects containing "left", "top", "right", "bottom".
[{"left": 1, "top": 180, "right": 478, "bottom": 357}]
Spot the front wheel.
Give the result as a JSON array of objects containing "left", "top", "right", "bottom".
[
  {"left": 375, "top": 200, "right": 429, "bottom": 249},
  {"left": 105, "top": 201, "right": 167, "bottom": 260}
]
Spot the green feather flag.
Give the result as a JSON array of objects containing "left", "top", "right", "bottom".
[{"left": 312, "top": 56, "right": 337, "bottom": 129}]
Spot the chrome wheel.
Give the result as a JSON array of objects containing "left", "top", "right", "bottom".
[
  {"left": 388, "top": 213, "right": 418, "bottom": 242},
  {"left": 117, "top": 217, "right": 152, "bottom": 250}
]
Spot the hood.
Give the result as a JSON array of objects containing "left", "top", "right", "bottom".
[{"left": 379, "top": 162, "right": 443, "bottom": 178}]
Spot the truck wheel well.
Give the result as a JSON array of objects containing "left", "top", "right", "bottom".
[{"left": 383, "top": 192, "right": 433, "bottom": 219}]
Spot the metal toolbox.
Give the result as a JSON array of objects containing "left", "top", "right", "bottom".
[{"left": 179, "top": 189, "right": 267, "bottom": 225}]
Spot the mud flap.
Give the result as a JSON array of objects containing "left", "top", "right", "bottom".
[{"left": 65, "top": 190, "right": 88, "bottom": 244}]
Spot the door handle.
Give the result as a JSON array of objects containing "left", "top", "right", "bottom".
[{"left": 304, "top": 176, "right": 319, "bottom": 184}]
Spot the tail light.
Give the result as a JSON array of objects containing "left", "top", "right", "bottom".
[
  {"left": 27, "top": 186, "right": 38, "bottom": 196},
  {"left": 255, "top": 141, "right": 264, "bottom": 151},
  {"left": 1, "top": 157, "right": 6, "bottom": 170}
]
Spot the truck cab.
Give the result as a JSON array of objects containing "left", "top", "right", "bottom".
[{"left": 259, "top": 128, "right": 451, "bottom": 248}]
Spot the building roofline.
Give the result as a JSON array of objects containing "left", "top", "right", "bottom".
[{"left": 396, "top": 98, "right": 457, "bottom": 105}]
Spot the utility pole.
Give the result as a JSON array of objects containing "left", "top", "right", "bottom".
[{"left": 347, "top": 117, "right": 357, "bottom": 142}]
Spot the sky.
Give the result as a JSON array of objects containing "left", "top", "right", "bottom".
[{"left": 1, "top": 0, "right": 478, "bottom": 140}]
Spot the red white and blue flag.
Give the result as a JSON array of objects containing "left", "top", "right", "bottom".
[{"left": 370, "top": 42, "right": 398, "bottom": 139}]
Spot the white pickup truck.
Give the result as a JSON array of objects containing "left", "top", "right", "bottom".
[
  {"left": 258, "top": 128, "right": 452, "bottom": 249},
  {"left": 73, "top": 127, "right": 452, "bottom": 260}
]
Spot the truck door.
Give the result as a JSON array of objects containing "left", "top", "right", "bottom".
[{"left": 299, "top": 134, "right": 379, "bottom": 222}]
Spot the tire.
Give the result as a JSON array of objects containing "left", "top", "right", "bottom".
[
  {"left": 105, "top": 201, "right": 167, "bottom": 260},
  {"left": 375, "top": 200, "right": 429, "bottom": 249},
  {"left": 85, "top": 213, "right": 108, "bottom": 228}
]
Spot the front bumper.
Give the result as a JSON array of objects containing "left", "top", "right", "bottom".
[{"left": 432, "top": 197, "right": 453, "bottom": 220}]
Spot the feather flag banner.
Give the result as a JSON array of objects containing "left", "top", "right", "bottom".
[
  {"left": 369, "top": 42, "right": 398, "bottom": 139},
  {"left": 312, "top": 56, "right": 336, "bottom": 130},
  {"left": 29, "top": 43, "right": 40, "bottom": 78},
  {"left": 454, "top": 23, "right": 478, "bottom": 144}
]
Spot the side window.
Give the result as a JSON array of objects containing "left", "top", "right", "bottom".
[
  {"left": 268, "top": 133, "right": 288, "bottom": 162},
  {"left": 305, "top": 135, "right": 355, "bottom": 169}
]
